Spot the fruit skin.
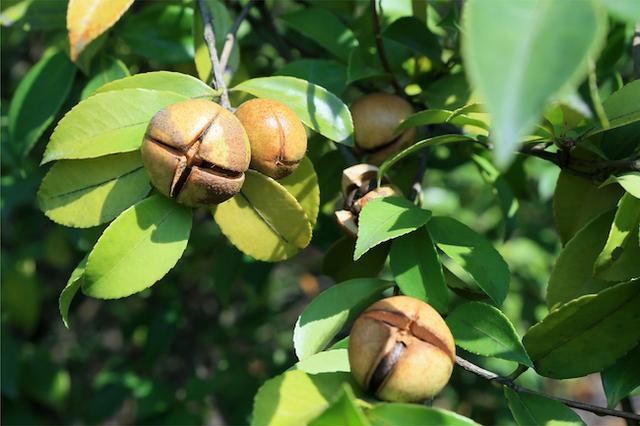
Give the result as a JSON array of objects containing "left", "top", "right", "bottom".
[
  {"left": 235, "top": 98, "right": 307, "bottom": 179},
  {"left": 348, "top": 296, "right": 455, "bottom": 402},
  {"left": 350, "top": 92, "right": 416, "bottom": 164},
  {"left": 141, "top": 99, "right": 250, "bottom": 207}
]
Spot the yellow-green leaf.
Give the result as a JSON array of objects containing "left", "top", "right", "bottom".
[
  {"left": 278, "top": 157, "right": 320, "bottom": 227},
  {"left": 94, "top": 71, "right": 217, "bottom": 98}
]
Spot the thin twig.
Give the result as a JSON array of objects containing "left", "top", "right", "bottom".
[
  {"left": 197, "top": 0, "right": 230, "bottom": 109},
  {"left": 370, "top": 0, "right": 402, "bottom": 96},
  {"left": 220, "top": 0, "right": 256, "bottom": 73},
  {"left": 621, "top": 397, "right": 638, "bottom": 426},
  {"left": 455, "top": 356, "right": 640, "bottom": 421}
]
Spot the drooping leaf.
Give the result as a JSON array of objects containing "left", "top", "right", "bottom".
[
  {"left": 252, "top": 370, "right": 358, "bottom": 426},
  {"left": 504, "top": 388, "right": 585, "bottom": 426},
  {"left": 193, "top": 0, "right": 238, "bottom": 82},
  {"left": 83, "top": 195, "right": 192, "bottom": 299},
  {"left": 276, "top": 59, "right": 348, "bottom": 96},
  {"left": 594, "top": 194, "right": 640, "bottom": 274},
  {"left": 553, "top": 171, "right": 622, "bottom": 244},
  {"left": 428, "top": 216, "right": 511, "bottom": 306},
  {"left": 354, "top": 197, "right": 432, "bottom": 261},
  {"left": 382, "top": 16, "right": 442, "bottom": 67},
  {"left": 38, "top": 152, "right": 150, "bottom": 228},
  {"left": 601, "top": 345, "right": 640, "bottom": 408},
  {"left": 367, "top": 403, "right": 480, "bottom": 426},
  {"left": 524, "top": 280, "right": 640, "bottom": 379},
  {"left": 309, "top": 384, "right": 369, "bottom": 426},
  {"left": 323, "top": 237, "right": 390, "bottom": 283},
  {"left": 80, "top": 55, "right": 130, "bottom": 99},
  {"left": 292, "top": 349, "right": 350, "bottom": 375},
  {"left": 278, "top": 157, "right": 320, "bottom": 227},
  {"left": 446, "top": 302, "right": 533, "bottom": 367},
  {"left": 8, "top": 51, "right": 76, "bottom": 157},
  {"left": 212, "top": 170, "right": 312, "bottom": 262},
  {"left": 231, "top": 76, "right": 354, "bottom": 145},
  {"left": 389, "top": 227, "right": 448, "bottom": 313},
  {"left": 59, "top": 257, "right": 87, "bottom": 328},
  {"left": 42, "top": 89, "right": 187, "bottom": 163},
  {"left": 586, "top": 80, "right": 640, "bottom": 137},
  {"left": 462, "top": 0, "right": 606, "bottom": 168},
  {"left": 601, "top": 172, "right": 640, "bottom": 199},
  {"left": 66, "top": 0, "right": 134, "bottom": 61},
  {"left": 94, "top": 71, "right": 217, "bottom": 98},
  {"left": 293, "top": 278, "right": 393, "bottom": 360}
]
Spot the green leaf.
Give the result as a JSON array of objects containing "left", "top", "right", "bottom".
[
  {"left": 212, "top": 170, "right": 312, "bottom": 262},
  {"left": 193, "top": 0, "right": 238, "bottom": 82},
  {"left": 553, "top": 171, "right": 622, "bottom": 245},
  {"left": 94, "top": 71, "right": 216, "bottom": 98},
  {"left": 276, "top": 59, "right": 347, "bottom": 96},
  {"left": 504, "top": 388, "right": 585, "bottom": 426},
  {"left": 231, "top": 76, "right": 354, "bottom": 145},
  {"left": 601, "top": 345, "right": 640, "bottom": 408},
  {"left": 8, "top": 51, "right": 76, "bottom": 157},
  {"left": 601, "top": 172, "right": 640, "bottom": 199},
  {"left": 80, "top": 55, "right": 130, "bottom": 99},
  {"left": 280, "top": 8, "right": 357, "bottom": 62},
  {"left": 594, "top": 193, "right": 640, "bottom": 274},
  {"left": 524, "top": 280, "right": 640, "bottom": 379},
  {"left": 252, "top": 370, "right": 358, "bottom": 426},
  {"left": 389, "top": 227, "right": 448, "bottom": 313},
  {"left": 292, "top": 349, "right": 350, "bottom": 375},
  {"left": 382, "top": 16, "right": 442, "bottom": 67},
  {"left": 378, "top": 135, "right": 478, "bottom": 183},
  {"left": 428, "top": 216, "right": 511, "bottom": 306},
  {"left": 310, "top": 384, "right": 370, "bottom": 426},
  {"left": 446, "top": 302, "right": 533, "bottom": 367},
  {"left": 586, "top": 77, "right": 640, "bottom": 137},
  {"left": 83, "top": 195, "right": 192, "bottom": 299},
  {"left": 367, "top": 403, "right": 480, "bottom": 426},
  {"left": 42, "top": 89, "right": 188, "bottom": 163},
  {"left": 59, "top": 257, "right": 87, "bottom": 328},
  {"left": 323, "top": 237, "right": 390, "bottom": 283},
  {"left": 601, "top": 0, "right": 640, "bottom": 24},
  {"left": 462, "top": 0, "right": 606, "bottom": 168},
  {"left": 293, "top": 278, "right": 393, "bottom": 360},
  {"left": 38, "top": 152, "right": 150, "bottom": 228},
  {"left": 278, "top": 157, "right": 320, "bottom": 227},
  {"left": 395, "top": 110, "right": 489, "bottom": 135},
  {"left": 354, "top": 197, "right": 432, "bottom": 261}
]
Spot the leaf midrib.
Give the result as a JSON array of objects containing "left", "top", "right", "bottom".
[{"left": 45, "top": 166, "right": 144, "bottom": 199}]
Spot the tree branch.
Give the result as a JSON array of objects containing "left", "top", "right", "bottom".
[
  {"left": 370, "top": 0, "right": 403, "bottom": 96},
  {"left": 455, "top": 356, "right": 640, "bottom": 421},
  {"left": 197, "top": 0, "right": 230, "bottom": 109},
  {"left": 219, "top": 0, "right": 256, "bottom": 73}
]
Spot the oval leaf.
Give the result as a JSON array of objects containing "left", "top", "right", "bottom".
[
  {"left": 231, "top": 76, "right": 354, "bottom": 145},
  {"left": 292, "top": 349, "right": 350, "bottom": 375},
  {"left": 293, "top": 278, "right": 393, "bottom": 360},
  {"left": 80, "top": 55, "right": 130, "bottom": 99},
  {"left": 42, "top": 89, "right": 188, "bottom": 163},
  {"left": 428, "top": 216, "right": 511, "bottom": 306},
  {"left": 524, "top": 280, "right": 640, "bottom": 379},
  {"left": 601, "top": 345, "right": 640, "bottom": 408},
  {"left": 67, "top": 0, "right": 134, "bottom": 61},
  {"left": 446, "top": 302, "right": 533, "bottom": 367},
  {"left": 278, "top": 157, "right": 320, "bottom": 227},
  {"left": 94, "top": 71, "right": 217, "bottom": 98},
  {"left": 83, "top": 195, "right": 192, "bottom": 299},
  {"left": 9, "top": 51, "right": 76, "bottom": 157},
  {"left": 212, "top": 170, "right": 312, "bottom": 262},
  {"left": 355, "top": 197, "right": 432, "bottom": 261},
  {"left": 367, "top": 404, "right": 480, "bottom": 426},
  {"left": 594, "top": 193, "right": 640, "bottom": 274},
  {"left": 601, "top": 172, "right": 640, "bottom": 199},
  {"left": 38, "top": 152, "right": 150, "bottom": 228},
  {"left": 462, "top": 0, "right": 606, "bottom": 168},
  {"left": 395, "top": 109, "right": 489, "bottom": 135},
  {"left": 504, "top": 388, "right": 585, "bottom": 426}
]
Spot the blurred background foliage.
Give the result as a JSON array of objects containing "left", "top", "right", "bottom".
[{"left": 1, "top": 0, "right": 635, "bottom": 424}]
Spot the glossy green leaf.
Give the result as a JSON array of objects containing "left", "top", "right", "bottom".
[
  {"left": 212, "top": 170, "right": 312, "bottom": 262},
  {"left": 596, "top": 227, "right": 640, "bottom": 283},
  {"left": 395, "top": 110, "right": 489, "bottom": 135},
  {"left": 378, "top": 135, "right": 478, "bottom": 183},
  {"left": 382, "top": 16, "right": 442, "bottom": 66},
  {"left": 80, "top": 55, "right": 130, "bottom": 99},
  {"left": 276, "top": 59, "right": 347, "bottom": 96},
  {"left": 293, "top": 278, "right": 393, "bottom": 360},
  {"left": 83, "top": 195, "right": 192, "bottom": 299},
  {"left": 586, "top": 80, "right": 640, "bottom": 136},
  {"left": 280, "top": 8, "right": 357, "bottom": 62},
  {"left": 601, "top": 345, "right": 640, "bottom": 408},
  {"left": 462, "top": 0, "right": 606, "bottom": 168},
  {"left": 9, "top": 51, "right": 76, "bottom": 157},
  {"left": 42, "top": 89, "right": 188, "bottom": 163},
  {"left": 310, "top": 384, "right": 369, "bottom": 426},
  {"left": 38, "top": 152, "right": 150, "bottom": 228},
  {"left": 252, "top": 370, "right": 358, "bottom": 426},
  {"left": 553, "top": 171, "right": 622, "bottom": 244},
  {"left": 59, "top": 257, "right": 87, "bottom": 328},
  {"left": 428, "top": 216, "right": 511, "bottom": 306},
  {"left": 601, "top": 172, "right": 640, "bottom": 199},
  {"left": 390, "top": 227, "right": 448, "bottom": 313},
  {"left": 367, "top": 403, "right": 480, "bottom": 426},
  {"left": 354, "top": 197, "right": 432, "bottom": 261},
  {"left": 524, "top": 280, "right": 640, "bottom": 379},
  {"left": 323, "top": 237, "right": 390, "bottom": 283},
  {"left": 278, "top": 157, "right": 320, "bottom": 227},
  {"left": 446, "top": 302, "right": 533, "bottom": 367},
  {"left": 231, "top": 76, "right": 354, "bottom": 145},
  {"left": 94, "top": 71, "right": 217, "bottom": 98},
  {"left": 594, "top": 193, "right": 640, "bottom": 274},
  {"left": 292, "top": 349, "right": 350, "bottom": 375},
  {"left": 504, "top": 388, "right": 585, "bottom": 426},
  {"left": 193, "top": 0, "right": 238, "bottom": 82}
]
